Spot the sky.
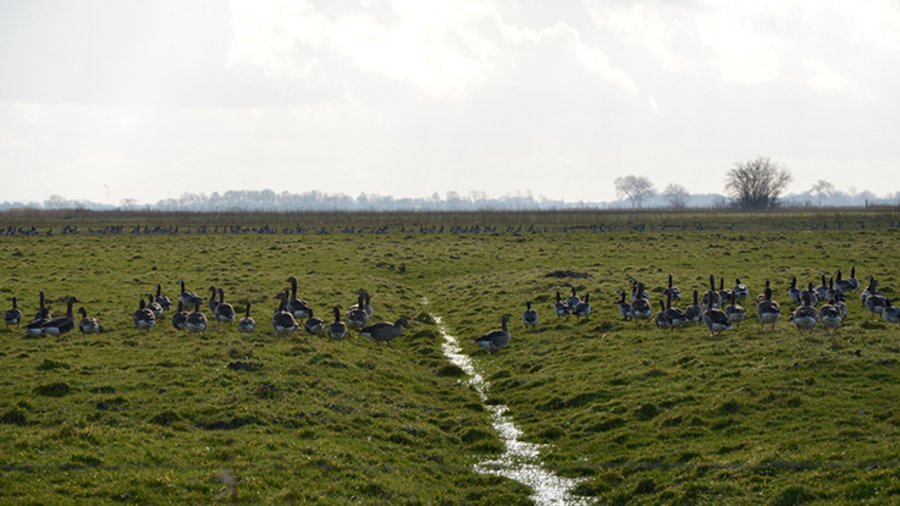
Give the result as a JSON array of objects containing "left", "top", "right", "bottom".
[{"left": 1, "top": 0, "right": 898, "bottom": 205}]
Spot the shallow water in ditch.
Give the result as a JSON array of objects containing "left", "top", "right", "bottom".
[{"left": 433, "top": 314, "right": 589, "bottom": 506}]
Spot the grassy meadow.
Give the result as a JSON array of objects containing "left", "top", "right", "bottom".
[{"left": 1, "top": 209, "right": 898, "bottom": 504}]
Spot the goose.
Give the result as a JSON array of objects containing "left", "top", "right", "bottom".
[
  {"left": 360, "top": 317, "right": 409, "bottom": 346},
  {"left": 474, "top": 314, "right": 511, "bottom": 353},
  {"left": 756, "top": 283, "right": 781, "bottom": 331},
  {"left": 363, "top": 293, "right": 373, "bottom": 318},
  {"left": 655, "top": 300, "right": 671, "bottom": 329},
  {"left": 214, "top": 288, "right": 235, "bottom": 324},
  {"left": 834, "top": 297, "right": 848, "bottom": 321},
  {"left": 171, "top": 301, "right": 188, "bottom": 330},
  {"left": 77, "top": 307, "right": 101, "bottom": 334},
  {"left": 327, "top": 306, "right": 349, "bottom": 340},
  {"left": 631, "top": 281, "right": 650, "bottom": 302},
  {"left": 555, "top": 291, "right": 570, "bottom": 318},
  {"left": 827, "top": 278, "right": 845, "bottom": 303},
  {"left": 133, "top": 299, "right": 156, "bottom": 330},
  {"left": 566, "top": 287, "right": 581, "bottom": 311},
  {"left": 522, "top": 301, "right": 538, "bottom": 328},
  {"left": 789, "top": 292, "right": 817, "bottom": 333},
  {"left": 573, "top": 293, "right": 591, "bottom": 319},
  {"left": 349, "top": 291, "right": 373, "bottom": 319},
  {"left": 304, "top": 308, "right": 325, "bottom": 335},
  {"left": 630, "top": 291, "right": 652, "bottom": 322},
  {"left": 42, "top": 296, "right": 77, "bottom": 336},
  {"left": 682, "top": 289, "right": 702, "bottom": 325},
  {"left": 178, "top": 280, "right": 200, "bottom": 308},
  {"left": 733, "top": 278, "right": 749, "bottom": 303},
  {"left": 4, "top": 297, "right": 22, "bottom": 327},
  {"left": 701, "top": 275, "right": 722, "bottom": 309},
  {"left": 146, "top": 293, "right": 164, "bottom": 319},
  {"left": 800, "top": 282, "right": 819, "bottom": 307},
  {"left": 882, "top": 299, "right": 900, "bottom": 323},
  {"left": 864, "top": 280, "right": 887, "bottom": 316},
  {"left": 33, "top": 290, "right": 51, "bottom": 322},
  {"left": 185, "top": 300, "right": 207, "bottom": 333},
  {"left": 717, "top": 277, "right": 732, "bottom": 306},
  {"left": 347, "top": 294, "right": 369, "bottom": 329},
  {"left": 663, "top": 291, "right": 686, "bottom": 327},
  {"left": 861, "top": 276, "right": 876, "bottom": 306},
  {"left": 615, "top": 290, "right": 632, "bottom": 320},
  {"left": 846, "top": 266, "right": 859, "bottom": 291},
  {"left": 662, "top": 274, "right": 681, "bottom": 301},
  {"left": 286, "top": 276, "right": 312, "bottom": 320},
  {"left": 238, "top": 302, "right": 256, "bottom": 333},
  {"left": 818, "top": 299, "right": 843, "bottom": 330},
  {"left": 702, "top": 289, "right": 732, "bottom": 336},
  {"left": 207, "top": 286, "right": 219, "bottom": 314},
  {"left": 725, "top": 291, "right": 746, "bottom": 326},
  {"left": 814, "top": 275, "right": 829, "bottom": 302},
  {"left": 272, "top": 297, "right": 298, "bottom": 335},
  {"left": 154, "top": 284, "right": 172, "bottom": 311},
  {"left": 787, "top": 276, "right": 801, "bottom": 305},
  {"left": 834, "top": 269, "right": 855, "bottom": 292}
]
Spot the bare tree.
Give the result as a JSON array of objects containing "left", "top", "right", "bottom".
[
  {"left": 663, "top": 183, "right": 689, "bottom": 209},
  {"left": 809, "top": 179, "right": 836, "bottom": 206},
  {"left": 615, "top": 175, "right": 655, "bottom": 208},
  {"left": 724, "top": 157, "right": 792, "bottom": 210}
]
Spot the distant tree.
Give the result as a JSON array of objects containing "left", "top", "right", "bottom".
[
  {"left": 663, "top": 183, "right": 689, "bottom": 209},
  {"left": 809, "top": 180, "right": 836, "bottom": 206},
  {"left": 615, "top": 175, "right": 655, "bottom": 208},
  {"left": 724, "top": 157, "right": 792, "bottom": 210}
]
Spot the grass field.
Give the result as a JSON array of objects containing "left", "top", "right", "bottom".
[{"left": 1, "top": 209, "right": 898, "bottom": 504}]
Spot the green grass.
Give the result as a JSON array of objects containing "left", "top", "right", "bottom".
[{"left": 1, "top": 210, "right": 899, "bottom": 504}]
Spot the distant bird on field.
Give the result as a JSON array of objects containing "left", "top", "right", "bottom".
[
  {"left": 566, "top": 287, "right": 581, "bottom": 311},
  {"left": 682, "top": 290, "right": 702, "bottom": 325},
  {"left": 573, "top": 293, "right": 591, "bottom": 319},
  {"left": 327, "top": 306, "right": 349, "bottom": 340},
  {"left": 238, "top": 302, "right": 256, "bottom": 332},
  {"left": 789, "top": 292, "right": 817, "bottom": 333},
  {"left": 154, "top": 284, "right": 172, "bottom": 311},
  {"left": 178, "top": 280, "right": 201, "bottom": 308},
  {"left": 5, "top": 297, "right": 22, "bottom": 327},
  {"left": 133, "top": 299, "right": 156, "bottom": 330},
  {"left": 171, "top": 301, "right": 188, "bottom": 330},
  {"left": 756, "top": 282, "right": 781, "bottom": 331},
  {"left": 42, "top": 297, "right": 77, "bottom": 336},
  {"left": 146, "top": 293, "right": 163, "bottom": 319},
  {"left": 474, "top": 314, "right": 511, "bottom": 353},
  {"left": 78, "top": 307, "right": 101, "bottom": 334},
  {"left": 725, "top": 291, "right": 746, "bottom": 326},
  {"left": 615, "top": 290, "right": 632, "bottom": 320},
  {"left": 207, "top": 286, "right": 219, "bottom": 314},
  {"left": 555, "top": 291, "right": 570, "bottom": 318},
  {"left": 787, "top": 276, "right": 801, "bottom": 305},
  {"left": 214, "top": 288, "right": 235, "bottom": 324},
  {"left": 702, "top": 276, "right": 722, "bottom": 309},
  {"left": 360, "top": 318, "right": 408, "bottom": 347},
  {"left": 818, "top": 299, "right": 843, "bottom": 331},
  {"left": 882, "top": 300, "right": 900, "bottom": 323},
  {"left": 287, "top": 276, "right": 312, "bottom": 320},
  {"left": 662, "top": 274, "right": 681, "bottom": 301},
  {"left": 34, "top": 290, "right": 51, "bottom": 322},
  {"left": 304, "top": 308, "right": 325, "bottom": 335},
  {"left": 347, "top": 293, "right": 369, "bottom": 329},
  {"left": 272, "top": 293, "right": 298, "bottom": 335},
  {"left": 732, "top": 278, "right": 749, "bottom": 303},
  {"left": 522, "top": 301, "right": 538, "bottom": 328},
  {"left": 702, "top": 284, "right": 732, "bottom": 336},
  {"left": 185, "top": 300, "right": 208, "bottom": 333}
]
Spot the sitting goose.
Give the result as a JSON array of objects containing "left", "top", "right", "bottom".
[
  {"left": 573, "top": 293, "right": 591, "bottom": 319},
  {"left": 238, "top": 302, "right": 256, "bottom": 333},
  {"left": 347, "top": 294, "right": 369, "bottom": 329},
  {"left": 733, "top": 278, "right": 749, "bottom": 303},
  {"left": 78, "top": 307, "right": 101, "bottom": 334},
  {"left": 133, "top": 299, "right": 156, "bottom": 330},
  {"left": 5, "top": 297, "right": 23, "bottom": 327},
  {"left": 272, "top": 297, "right": 298, "bottom": 335},
  {"left": 214, "top": 288, "right": 235, "bottom": 324},
  {"left": 702, "top": 289, "right": 732, "bottom": 336},
  {"left": 474, "top": 314, "right": 511, "bottom": 353},
  {"left": 555, "top": 291, "right": 570, "bottom": 318},
  {"left": 154, "top": 284, "right": 172, "bottom": 311},
  {"left": 287, "top": 276, "right": 313, "bottom": 320},
  {"left": 185, "top": 300, "right": 208, "bottom": 333},
  {"left": 787, "top": 276, "right": 802, "bottom": 305},
  {"left": 789, "top": 292, "right": 817, "bottom": 333},
  {"left": 834, "top": 269, "right": 855, "bottom": 293},
  {"left": 171, "top": 301, "right": 189, "bottom": 330},
  {"left": 42, "top": 297, "right": 78, "bottom": 336},
  {"left": 522, "top": 301, "right": 538, "bottom": 328},
  {"left": 304, "top": 308, "right": 325, "bottom": 335},
  {"left": 882, "top": 299, "right": 900, "bottom": 323},
  {"left": 725, "top": 291, "right": 746, "bottom": 326},
  {"left": 327, "top": 306, "right": 348, "bottom": 340},
  {"left": 615, "top": 290, "right": 632, "bottom": 320},
  {"left": 818, "top": 299, "right": 843, "bottom": 330},
  {"left": 682, "top": 290, "right": 702, "bottom": 325},
  {"left": 755, "top": 281, "right": 781, "bottom": 331},
  {"left": 177, "top": 280, "right": 200, "bottom": 308},
  {"left": 360, "top": 317, "right": 409, "bottom": 347}
]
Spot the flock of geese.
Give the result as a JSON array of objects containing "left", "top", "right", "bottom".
[{"left": 4, "top": 277, "right": 409, "bottom": 347}]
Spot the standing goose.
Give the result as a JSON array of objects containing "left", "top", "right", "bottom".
[
  {"left": 800, "top": 282, "right": 819, "bottom": 307},
  {"left": 154, "top": 284, "right": 172, "bottom": 311},
  {"left": 663, "top": 291, "right": 685, "bottom": 328},
  {"left": 178, "top": 280, "right": 200, "bottom": 308},
  {"left": 304, "top": 308, "right": 325, "bottom": 335},
  {"left": 655, "top": 300, "right": 671, "bottom": 329},
  {"left": 238, "top": 302, "right": 256, "bottom": 333},
  {"left": 26, "top": 292, "right": 51, "bottom": 337},
  {"left": 146, "top": 293, "right": 164, "bottom": 319},
  {"left": 33, "top": 290, "right": 52, "bottom": 322},
  {"left": 702, "top": 275, "right": 722, "bottom": 309},
  {"left": 814, "top": 275, "right": 830, "bottom": 302},
  {"left": 474, "top": 314, "right": 511, "bottom": 353},
  {"left": 630, "top": 281, "right": 650, "bottom": 302},
  {"left": 555, "top": 291, "right": 570, "bottom": 318},
  {"left": 630, "top": 289, "right": 652, "bottom": 322},
  {"left": 286, "top": 276, "right": 312, "bottom": 320},
  {"left": 133, "top": 299, "right": 156, "bottom": 330},
  {"left": 733, "top": 278, "right": 749, "bottom": 303},
  {"left": 846, "top": 266, "right": 859, "bottom": 291},
  {"left": 882, "top": 300, "right": 900, "bottom": 323},
  {"left": 787, "top": 276, "right": 801, "bottom": 305},
  {"left": 77, "top": 307, "right": 101, "bottom": 334},
  {"left": 861, "top": 276, "right": 876, "bottom": 306},
  {"left": 214, "top": 288, "right": 235, "bottom": 324},
  {"left": 522, "top": 301, "right": 538, "bottom": 328},
  {"left": 171, "top": 301, "right": 189, "bottom": 330},
  {"left": 662, "top": 274, "right": 681, "bottom": 301},
  {"left": 682, "top": 289, "right": 702, "bottom": 325},
  {"left": 347, "top": 293, "right": 369, "bottom": 329},
  {"left": 789, "top": 292, "right": 817, "bottom": 333},
  {"left": 42, "top": 296, "right": 78, "bottom": 336},
  {"left": 327, "top": 306, "right": 349, "bottom": 340},
  {"left": 702, "top": 289, "right": 732, "bottom": 336},
  {"left": 5, "top": 297, "right": 23, "bottom": 327},
  {"left": 573, "top": 293, "right": 591, "bottom": 319},
  {"left": 207, "top": 286, "right": 219, "bottom": 314},
  {"left": 272, "top": 296, "right": 299, "bottom": 335},
  {"left": 725, "top": 291, "right": 746, "bottom": 326},
  {"left": 755, "top": 281, "right": 781, "bottom": 331},
  {"left": 615, "top": 290, "right": 632, "bottom": 320},
  {"left": 185, "top": 299, "right": 208, "bottom": 334},
  {"left": 360, "top": 317, "right": 409, "bottom": 347},
  {"left": 864, "top": 279, "right": 887, "bottom": 316},
  {"left": 818, "top": 299, "right": 843, "bottom": 330},
  {"left": 566, "top": 287, "right": 581, "bottom": 311},
  {"left": 717, "top": 277, "right": 732, "bottom": 306}
]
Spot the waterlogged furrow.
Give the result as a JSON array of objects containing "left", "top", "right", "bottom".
[{"left": 434, "top": 314, "right": 588, "bottom": 506}]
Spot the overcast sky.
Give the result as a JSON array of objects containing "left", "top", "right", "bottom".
[{"left": 1, "top": 0, "right": 898, "bottom": 205}]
